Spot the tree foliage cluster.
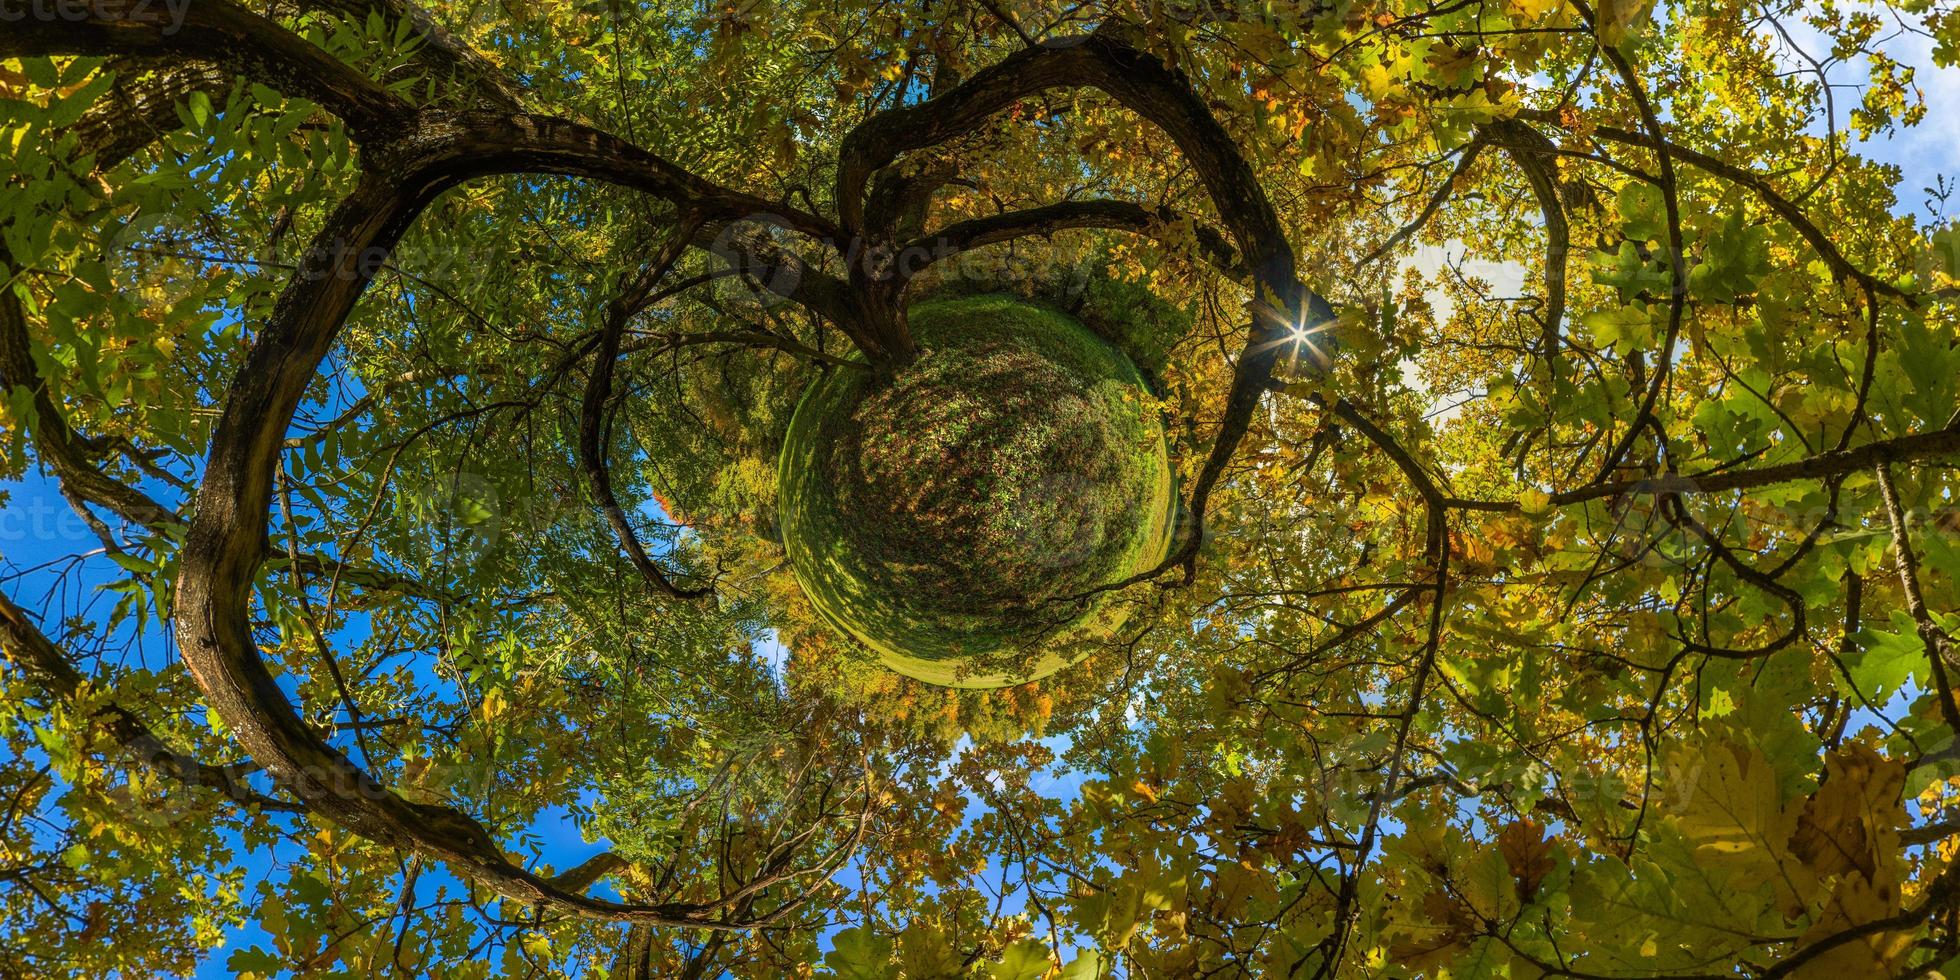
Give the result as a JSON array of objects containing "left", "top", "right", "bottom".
[{"left": 2, "top": 0, "right": 1960, "bottom": 976}]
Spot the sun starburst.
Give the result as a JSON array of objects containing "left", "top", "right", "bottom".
[{"left": 1250, "top": 300, "right": 1333, "bottom": 368}]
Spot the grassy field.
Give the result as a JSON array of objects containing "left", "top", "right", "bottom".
[{"left": 778, "top": 295, "right": 1175, "bottom": 688}]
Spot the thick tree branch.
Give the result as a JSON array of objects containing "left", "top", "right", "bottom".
[
  {"left": 163, "top": 97, "right": 871, "bottom": 924},
  {"left": 0, "top": 0, "right": 412, "bottom": 138},
  {"left": 1875, "top": 462, "right": 1960, "bottom": 734},
  {"left": 1484, "top": 119, "right": 1570, "bottom": 368},
  {"left": 836, "top": 36, "right": 1096, "bottom": 235},
  {"left": 837, "top": 23, "right": 1328, "bottom": 466},
  {"left": 6, "top": 244, "right": 460, "bottom": 605},
  {"left": 381, "top": 112, "right": 836, "bottom": 241},
  {"left": 9, "top": 1, "right": 843, "bottom": 252},
  {"left": 580, "top": 220, "right": 715, "bottom": 599},
  {"left": 293, "top": 0, "right": 525, "bottom": 110},
  {"left": 842, "top": 29, "right": 1296, "bottom": 277},
  {"left": 70, "top": 59, "right": 232, "bottom": 172},
  {"left": 171, "top": 169, "right": 773, "bottom": 926},
  {"left": 863, "top": 159, "right": 960, "bottom": 241},
  {"left": 550, "top": 852, "right": 629, "bottom": 893},
  {"left": 902, "top": 199, "right": 1242, "bottom": 280},
  {"left": 0, "top": 247, "right": 176, "bottom": 528},
  {"left": 1560, "top": 429, "right": 1960, "bottom": 507},
  {"left": 0, "top": 591, "right": 298, "bottom": 814},
  {"left": 1415, "top": 427, "right": 1960, "bottom": 512},
  {"left": 1571, "top": 0, "right": 1689, "bottom": 485}
]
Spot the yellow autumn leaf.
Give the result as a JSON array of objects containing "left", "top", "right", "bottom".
[{"left": 1791, "top": 743, "right": 1906, "bottom": 884}]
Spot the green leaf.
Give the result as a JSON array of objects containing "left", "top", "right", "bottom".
[
  {"left": 822, "top": 926, "right": 896, "bottom": 980},
  {"left": 225, "top": 947, "right": 285, "bottom": 977},
  {"left": 1591, "top": 242, "right": 1672, "bottom": 299},
  {"left": 1616, "top": 183, "right": 1668, "bottom": 242},
  {"left": 21, "top": 58, "right": 60, "bottom": 90},
  {"left": 188, "top": 91, "right": 213, "bottom": 129},
  {"left": 1582, "top": 304, "right": 1654, "bottom": 355},
  {"left": 107, "top": 552, "right": 159, "bottom": 575},
  {"left": 988, "top": 940, "right": 1052, "bottom": 980},
  {"left": 1847, "top": 615, "right": 1929, "bottom": 703},
  {"left": 1058, "top": 951, "right": 1104, "bottom": 980},
  {"left": 456, "top": 496, "right": 495, "bottom": 527}
]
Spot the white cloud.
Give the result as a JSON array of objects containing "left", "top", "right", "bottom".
[
  {"left": 1403, "top": 241, "right": 1529, "bottom": 325},
  {"left": 1762, "top": 0, "right": 1960, "bottom": 220}
]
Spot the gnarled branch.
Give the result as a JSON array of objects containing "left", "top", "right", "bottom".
[
  {"left": 294, "top": 0, "right": 524, "bottom": 110},
  {"left": 0, "top": 591, "right": 298, "bottom": 814},
  {"left": 1483, "top": 119, "right": 1570, "bottom": 368},
  {"left": 579, "top": 220, "right": 715, "bottom": 599},
  {"left": 902, "top": 199, "right": 1242, "bottom": 280},
  {"left": 0, "top": 0, "right": 411, "bottom": 138}
]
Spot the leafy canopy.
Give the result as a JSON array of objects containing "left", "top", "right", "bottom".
[{"left": 1, "top": 0, "right": 1960, "bottom": 977}]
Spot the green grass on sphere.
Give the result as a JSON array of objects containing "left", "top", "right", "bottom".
[{"left": 778, "top": 294, "right": 1176, "bottom": 688}]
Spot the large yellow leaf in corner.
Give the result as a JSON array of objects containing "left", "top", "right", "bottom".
[
  {"left": 1788, "top": 872, "right": 1913, "bottom": 979},
  {"left": 1786, "top": 744, "right": 1913, "bottom": 979}
]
